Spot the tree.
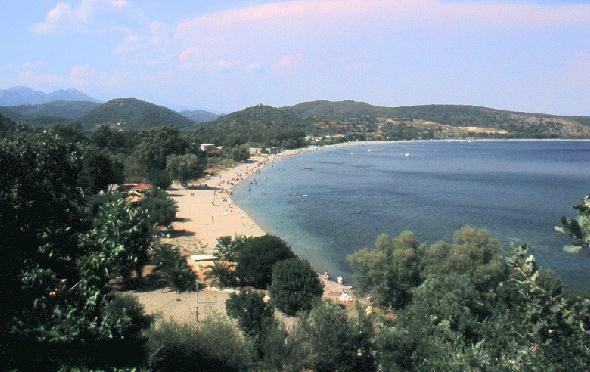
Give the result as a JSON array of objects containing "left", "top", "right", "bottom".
[
  {"left": 226, "top": 289, "right": 274, "bottom": 335},
  {"left": 270, "top": 258, "right": 323, "bottom": 315},
  {"left": 230, "top": 144, "right": 250, "bottom": 162},
  {"left": 301, "top": 303, "right": 376, "bottom": 372},
  {"left": 151, "top": 243, "right": 196, "bottom": 292},
  {"left": 166, "top": 153, "right": 204, "bottom": 188},
  {"left": 0, "top": 130, "right": 152, "bottom": 369},
  {"left": 79, "top": 147, "right": 123, "bottom": 194},
  {"left": 0, "top": 130, "right": 89, "bottom": 340},
  {"left": 139, "top": 188, "right": 177, "bottom": 227},
  {"left": 421, "top": 226, "right": 507, "bottom": 292},
  {"left": 557, "top": 193, "right": 590, "bottom": 253},
  {"left": 214, "top": 235, "right": 247, "bottom": 261},
  {"left": 348, "top": 231, "right": 421, "bottom": 308},
  {"left": 236, "top": 235, "right": 296, "bottom": 288},
  {"left": 86, "top": 198, "right": 153, "bottom": 281}
]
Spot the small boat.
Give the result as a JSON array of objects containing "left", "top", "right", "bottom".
[{"left": 403, "top": 152, "right": 410, "bottom": 157}]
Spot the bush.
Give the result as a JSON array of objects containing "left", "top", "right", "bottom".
[
  {"left": 226, "top": 289, "right": 274, "bottom": 337},
  {"left": 145, "top": 318, "right": 252, "bottom": 371},
  {"left": 270, "top": 258, "right": 323, "bottom": 315},
  {"left": 140, "top": 189, "right": 177, "bottom": 227},
  {"left": 235, "top": 235, "right": 295, "bottom": 288},
  {"left": 152, "top": 243, "right": 196, "bottom": 292},
  {"left": 98, "top": 293, "right": 153, "bottom": 340},
  {"left": 147, "top": 168, "right": 172, "bottom": 190}
]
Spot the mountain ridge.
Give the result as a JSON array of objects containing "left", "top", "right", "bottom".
[{"left": 0, "top": 86, "right": 98, "bottom": 106}]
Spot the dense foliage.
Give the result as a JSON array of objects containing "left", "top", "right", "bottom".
[
  {"left": 0, "top": 128, "right": 154, "bottom": 369},
  {"left": 558, "top": 193, "right": 590, "bottom": 253},
  {"left": 348, "top": 227, "right": 590, "bottom": 370},
  {"left": 199, "top": 105, "right": 307, "bottom": 148},
  {"left": 270, "top": 258, "right": 324, "bottom": 315},
  {"left": 145, "top": 318, "right": 252, "bottom": 371},
  {"left": 213, "top": 235, "right": 296, "bottom": 288},
  {"left": 79, "top": 98, "right": 196, "bottom": 130},
  {"left": 151, "top": 243, "right": 197, "bottom": 292}
]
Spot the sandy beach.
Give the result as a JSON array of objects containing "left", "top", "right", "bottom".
[
  {"left": 134, "top": 143, "right": 378, "bottom": 323},
  {"left": 167, "top": 146, "right": 320, "bottom": 253}
]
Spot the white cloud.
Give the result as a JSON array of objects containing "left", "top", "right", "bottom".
[
  {"left": 272, "top": 54, "right": 302, "bottom": 74},
  {"left": 244, "top": 62, "right": 261, "bottom": 71},
  {"left": 30, "top": 0, "right": 130, "bottom": 34},
  {"left": 178, "top": 47, "right": 202, "bottom": 63}
]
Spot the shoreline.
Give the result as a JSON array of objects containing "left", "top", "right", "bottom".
[{"left": 168, "top": 138, "right": 590, "bottom": 294}]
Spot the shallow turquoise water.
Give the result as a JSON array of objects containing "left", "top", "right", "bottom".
[{"left": 234, "top": 141, "right": 590, "bottom": 291}]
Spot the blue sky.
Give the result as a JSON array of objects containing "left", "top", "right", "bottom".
[{"left": 0, "top": 0, "right": 588, "bottom": 114}]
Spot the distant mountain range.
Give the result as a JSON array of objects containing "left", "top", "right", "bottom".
[
  {"left": 0, "top": 87, "right": 588, "bottom": 138},
  {"left": 0, "top": 87, "right": 99, "bottom": 106}
]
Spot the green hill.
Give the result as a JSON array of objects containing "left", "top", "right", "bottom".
[
  {"left": 199, "top": 104, "right": 307, "bottom": 147},
  {"left": 0, "top": 100, "right": 101, "bottom": 127},
  {"left": 283, "top": 101, "right": 590, "bottom": 139},
  {"left": 80, "top": 98, "right": 196, "bottom": 130}
]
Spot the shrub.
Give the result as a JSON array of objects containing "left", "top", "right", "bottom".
[
  {"left": 226, "top": 289, "right": 274, "bottom": 337},
  {"left": 270, "top": 258, "right": 323, "bottom": 315},
  {"left": 140, "top": 188, "right": 177, "bottom": 227},
  {"left": 235, "top": 235, "right": 295, "bottom": 288},
  {"left": 98, "top": 293, "right": 153, "bottom": 340},
  {"left": 152, "top": 243, "right": 196, "bottom": 292},
  {"left": 145, "top": 318, "right": 252, "bottom": 371}
]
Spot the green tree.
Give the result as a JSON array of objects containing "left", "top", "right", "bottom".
[
  {"left": 139, "top": 188, "right": 177, "bottom": 227},
  {"left": 421, "top": 226, "right": 507, "bottom": 292},
  {"left": 214, "top": 235, "right": 247, "bottom": 261},
  {"left": 226, "top": 289, "right": 274, "bottom": 337},
  {"left": 557, "top": 193, "right": 590, "bottom": 253},
  {"left": 78, "top": 147, "right": 123, "bottom": 194},
  {"left": 236, "top": 235, "right": 296, "bottom": 288},
  {"left": 270, "top": 258, "right": 323, "bottom": 315},
  {"left": 86, "top": 198, "right": 153, "bottom": 281},
  {"left": 348, "top": 231, "right": 421, "bottom": 308},
  {"left": 166, "top": 153, "right": 205, "bottom": 188},
  {"left": 230, "top": 144, "right": 250, "bottom": 162},
  {"left": 151, "top": 243, "right": 196, "bottom": 292},
  {"left": 301, "top": 303, "right": 376, "bottom": 372},
  {"left": 0, "top": 130, "right": 89, "bottom": 340}
]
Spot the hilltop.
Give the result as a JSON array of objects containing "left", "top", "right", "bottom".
[
  {"left": 198, "top": 104, "right": 307, "bottom": 147},
  {"left": 0, "top": 87, "right": 98, "bottom": 106},
  {"left": 80, "top": 98, "right": 196, "bottom": 130}
]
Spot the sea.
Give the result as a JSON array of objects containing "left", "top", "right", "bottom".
[{"left": 233, "top": 140, "right": 590, "bottom": 292}]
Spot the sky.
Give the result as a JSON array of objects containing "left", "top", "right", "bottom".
[{"left": 0, "top": 0, "right": 589, "bottom": 114}]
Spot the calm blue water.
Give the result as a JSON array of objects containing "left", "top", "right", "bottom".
[{"left": 234, "top": 141, "right": 590, "bottom": 291}]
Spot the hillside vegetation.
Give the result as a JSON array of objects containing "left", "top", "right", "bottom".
[
  {"left": 80, "top": 98, "right": 196, "bottom": 130},
  {"left": 0, "top": 100, "right": 101, "bottom": 127},
  {"left": 284, "top": 100, "right": 590, "bottom": 139},
  {"left": 198, "top": 104, "right": 307, "bottom": 147}
]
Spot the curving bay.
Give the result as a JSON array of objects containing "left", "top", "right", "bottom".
[{"left": 234, "top": 140, "right": 590, "bottom": 291}]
